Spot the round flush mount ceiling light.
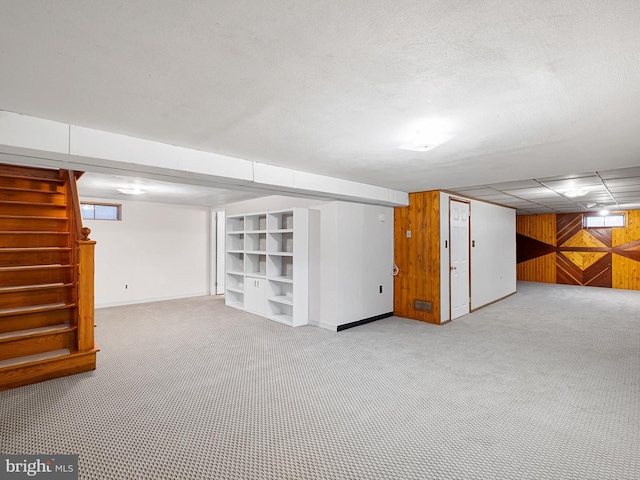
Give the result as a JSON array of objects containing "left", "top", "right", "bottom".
[
  {"left": 398, "top": 131, "right": 455, "bottom": 152},
  {"left": 398, "top": 119, "right": 455, "bottom": 152},
  {"left": 563, "top": 188, "right": 589, "bottom": 198},
  {"left": 117, "top": 187, "right": 145, "bottom": 195}
]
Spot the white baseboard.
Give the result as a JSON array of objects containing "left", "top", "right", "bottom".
[{"left": 95, "top": 291, "right": 211, "bottom": 309}]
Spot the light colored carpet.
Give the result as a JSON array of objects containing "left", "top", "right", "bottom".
[{"left": 1, "top": 281, "right": 638, "bottom": 479}]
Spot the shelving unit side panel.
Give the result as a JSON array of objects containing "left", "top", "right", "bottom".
[{"left": 292, "top": 208, "right": 310, "bottom": 326}]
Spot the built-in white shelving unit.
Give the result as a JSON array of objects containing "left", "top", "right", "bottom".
[{"left": 225, "top": 208, "right": 310, "bottom": 326}]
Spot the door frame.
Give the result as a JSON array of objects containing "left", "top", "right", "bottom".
[{"left": 448, "top": 197, "right": 471, "bottom": 320}]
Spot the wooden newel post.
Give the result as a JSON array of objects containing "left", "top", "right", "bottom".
[{"left": 77, "top": 227, "right": 96, "bottom": 351}]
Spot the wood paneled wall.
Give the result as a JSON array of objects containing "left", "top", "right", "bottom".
[
  {"left": 517, "top": 210, "right": 640, "bottom": 290},
  {"left": 612, "top": 210, "right": 640, "bottom": 290},
  {"left": 394, "top": 191, "right": 441, "bottom": 324}
]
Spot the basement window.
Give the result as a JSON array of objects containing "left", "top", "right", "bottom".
[
  {"left": 81, "top": 202, "right": 122, "bottom": 221},
  {"left": 583, "top": 213, "right": 625, "bottom": 228}
]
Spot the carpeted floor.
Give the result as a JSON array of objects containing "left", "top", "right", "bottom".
[{"left": 1, "top": 281, "right": 638, "bottom": 479}]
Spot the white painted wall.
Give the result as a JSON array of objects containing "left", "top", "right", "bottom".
[
  {"left": 440, "top": 192, "right": 516, "bottom": 322},
  {"left": 469, "top": 200, "right": 517, "bottom": 308},
  {"left": 312, "top": 202, "right": 394, "bottom": 330},
  {"left": 81, "top": 197, "right": 210, "bottom": 308}
]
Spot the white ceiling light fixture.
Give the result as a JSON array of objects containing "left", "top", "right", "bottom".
[
  {"left": 563, "top": 187, "right": 589, "bottom": 198},
  {"left": 398, "top": 131, "right": 455, "bottom": 152},
  {"left": 117, "top": 187, "right": 145, "bottom": 195},
  {"left": 398, "top": 119, "right": 455, "bottom": 152}
]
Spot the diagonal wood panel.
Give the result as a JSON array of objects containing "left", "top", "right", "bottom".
[
  {"left": 583, "top": 253, "right": 612, "bottom": 288},
  {"left": 561, "top": 251, "right": 606, "bottom": 270},
  {"left": 562, "top": 229, "right": 607, "bottom": 249},
  {"left": 516, "top": 233, "right": 555, "bottom": 263},
  {"left": 557, "top": 213, "right": 584, "bottom": 247},
  {"left": 557, "top": 252, "right": 584, "bottom": 285}
]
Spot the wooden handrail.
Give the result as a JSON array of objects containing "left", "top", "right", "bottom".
[
  {"left": 64, "top": 169, "right": 96, "bottom": 351},
  {"left": 66, "top": 170, "right": 84, "bottom": 240}
]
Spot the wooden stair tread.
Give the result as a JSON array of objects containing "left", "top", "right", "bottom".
[
  {"left": 0, "top": 302, "right": 76, "bottom": 317},
  {"left": 0, "top": 173, "right": 64, "bottom": 184},
  {"left": 0, "top": 186, "right": 64, "bottom": 195},
  {"left": 0, "top": 264, "right": 72, "bottom": 271},
  {"left": 0, "top": 282, "right": 72, "bottom": 293},
  {"left": 0, "top": 231, "right": 69, "bottom": 235},
  {"left": 0, "top": 348, "right": 70, "bottom": 369},
  {"left": 0, "top": 247, "right": 72, "bottom": 252},
  {"left": 0, "top": 215, "right": 68, "bottom": 220},
  {"left": 0, "top": 200, "right": 66, "bottom": 207},
  {"left": 0, "top": 323, "right": 71, "bottom": 341}
]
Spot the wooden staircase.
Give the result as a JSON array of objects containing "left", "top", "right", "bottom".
[{"left": 0, "top": 163, "right": 98, "bottom": 390}]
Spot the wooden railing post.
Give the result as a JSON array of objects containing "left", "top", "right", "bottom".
[{"left": 77, "top": 227, "right": 96, "bottom": 351}]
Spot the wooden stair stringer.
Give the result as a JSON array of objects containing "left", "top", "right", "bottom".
[{"left": 0, "top": 347, "right": 99, "bottom": 391}]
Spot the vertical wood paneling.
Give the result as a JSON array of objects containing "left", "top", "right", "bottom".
[
  {"left": 612, "top": 210, "right": 640, "bottom": 246},
  {"left": 516, "top": 253, "right": 556, "bottom": 283},
  {"left": 612, "top": 253, "right": 640, "bottom": 290},
  {"left": 394, "top": 191, "right": 440, "bottom": 324},
  {"left": 516, "top": 215, "right": 556, "bottom": 246}
]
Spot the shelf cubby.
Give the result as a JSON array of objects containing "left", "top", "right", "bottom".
[
  {"left": 268, "top": 231, "right": 294, "bottom": 253},
  {"left": 246, "top": 213, "right": 267, "bottom": 231},
  {"left": 269, "top": 210, "right": 294, "bottom": 231},
  {"left": 245, "top": 253, "right": 267, "bottom": 276},
  {"left": 225, "top": 290, "right": 244, "bottom": 309},
  {"left": 227, "top": 233, "right": 244, "bottom": 251},
  {"left": 227, "top": 215, "right": 245, "bottom": 232},
  {"left": 226, "top": 252, "right": 244, "bottom": 274},
  {"left": 226, "top": 273, "right": 244, "bottom": 293},
  {"left": 267, "top": 254, "right": 293, "bottom": 280},
  {"left": 246, "top": 232, "right": 267, "bottom": 252}
]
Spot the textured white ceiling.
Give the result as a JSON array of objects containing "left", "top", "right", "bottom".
[{"left": 1, "top": 1, "right": 640, "bottom": 197}]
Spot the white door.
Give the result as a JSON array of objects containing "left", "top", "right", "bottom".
[{"left": 450, "top": 200, "right": 470, "bottom": 319}]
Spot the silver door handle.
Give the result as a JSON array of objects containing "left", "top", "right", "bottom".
[{"left": 450, "top": 266, "right": 457, "bottom": 271}]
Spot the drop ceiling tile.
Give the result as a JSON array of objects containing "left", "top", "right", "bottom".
[
  {"left": 502, "top": 187, "right": 556, "bottom": 196},
  {"left": 536, "top": 172, "right": 597, "bottom": 182},
  {"left": 607, "top": 185, "right": 640, "bottom": 193},
  {"left": 597, "top": 166, "right": 640, "bottom": 179},
  {"left": 540, "top": 177, "right": 603, "bottom": 189},
  {"left": 448, "top": 187, "right": 499, "bottom": 196},
  {"left": 601, "top": 177, "right": 640, "bottom": 187},
  {"left": 487, "top": 180, "right": 542, "bottom": 190}
]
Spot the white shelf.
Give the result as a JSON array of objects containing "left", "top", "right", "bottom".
[
  {"left": 269, "top": 251, "right": 293, "bottom": 256},
  {"left": 227, "top": 231, "right": 245, "bottom": 235},
  {"left": 246, "top": 273, "right": 266, "bottom": 279},
  {"left": 226, "top": 287, "right": 244, "bottom": 294},
  {"left": 226, "top": 301, "right": 244, "bottom": 310},
  {"left": 227, "top": 270, "right": 244, "bottom": 277},
  {"left": 227, "top": 249, "right": 244, "bottom": 254},
  {"left": 269, "top": 275, "right": 293, "bottom": 283},
  {"left": 268, "top": 314, "right": 293, "bottom": 326},
  {"left": 271, "top": 228, "right": 293, "bottom": 233},
  {"left": 246, "top": 250, "right": 267, "bottom": 255},
  {"left": 268, "top": 295, "right": 293, "bottom": 306}
]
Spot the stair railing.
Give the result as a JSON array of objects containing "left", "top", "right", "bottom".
[{"left": 65, "top": 170, "right": 96, "bottom": 352}]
